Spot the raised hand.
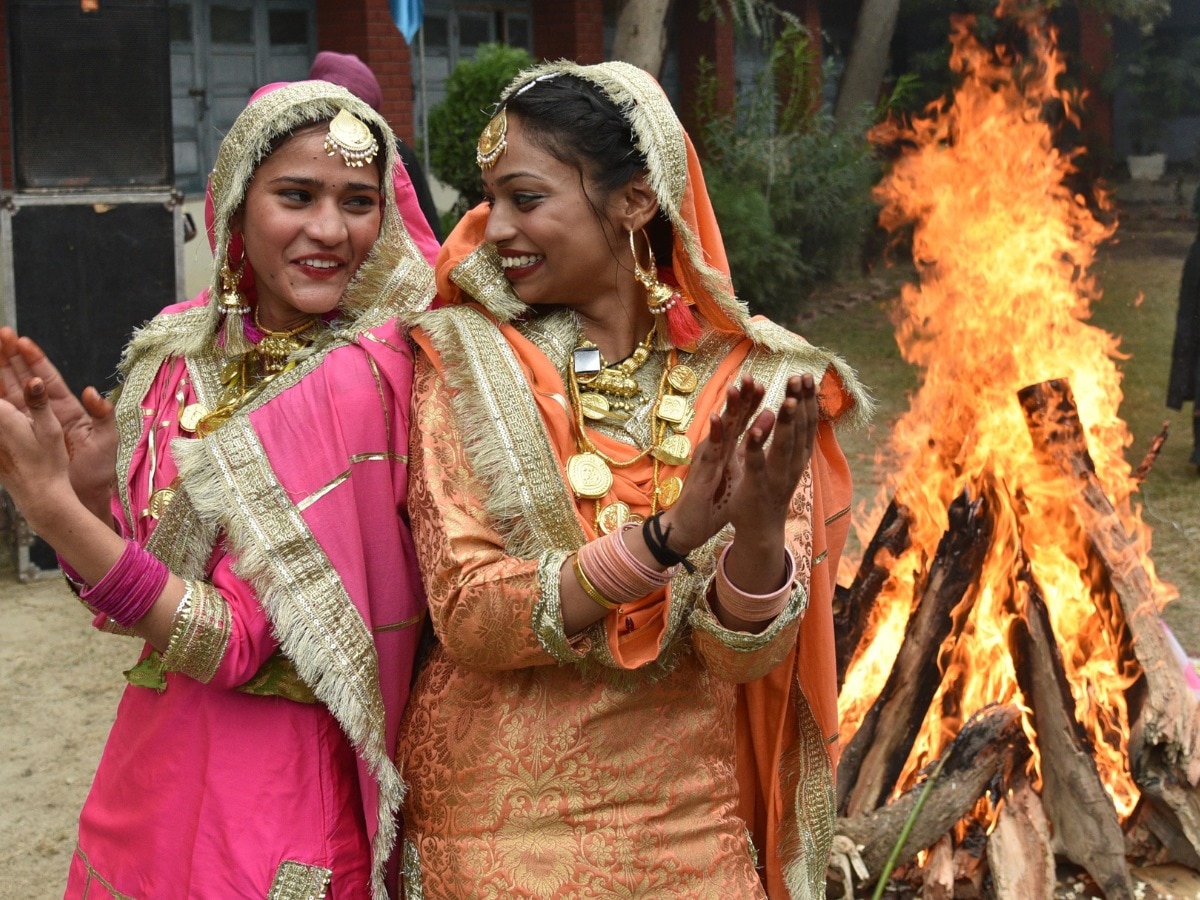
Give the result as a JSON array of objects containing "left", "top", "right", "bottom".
[
  {"left": 725, "top": 373, "right": 818, "bottom": 538},
  {"left": 0, "top": 377, "right": 76, "bottom": 527},
  {"left": 659, "top": 375, "right": 767, "bottom": 554},
  {"left": 0, "top": 328, "right": 117, "bottom": 518}
]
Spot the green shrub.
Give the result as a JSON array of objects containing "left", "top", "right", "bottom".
[
  {"left": 695, "top": 25, "right": 880, "bottom": 323},
  {"left": 427, "top": 43, "right": 534, "bottom": 216}
]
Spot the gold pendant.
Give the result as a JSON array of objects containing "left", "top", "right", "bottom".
[
  {"left": 579, "top": 392, "right": 611, "bottom": 421},
  {"left": 653, "top": 433, "right": 692, "bottom": 466},
  {"left": 147, "top": 487, "right": 176, "bottom": 519},
  {"left": 567, "top": 453, "right": 613, "bottom": 499},
  {"left": 179, "top": 403, "right": 208, "bottom": 434},
  {"left": 657, "top": 393, "right": 690, "bottom": 424},
  {"left": 667, "top": 364, "right": 698, "bottom": 394},
  {"left": 672, "top": 408, "right": 696, "bottom": 434},
  {"left": 657, "top": 475, "right": 683, "bottom": 508},
  {"left": 596, "top": 501, "right": 632, "bottom": 535}
]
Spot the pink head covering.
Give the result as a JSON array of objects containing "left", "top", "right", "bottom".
[{"left": 309, "top": 51, "right": 383, "bottom": 111}]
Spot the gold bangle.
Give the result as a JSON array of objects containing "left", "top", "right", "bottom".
[{"left": 573, "top": 554, "right": 620, "bottom": 611}]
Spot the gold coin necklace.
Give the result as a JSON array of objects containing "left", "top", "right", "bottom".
[{"left": 565, "top": 339, "right": 698, "bottom": 532}]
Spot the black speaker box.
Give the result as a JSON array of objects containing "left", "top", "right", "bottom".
[
  {"left": 7, "top": 198, "right": 177, "bottom": 395},
  {"left": 8, "top": 0, "right": 173, "bottom": 189}
]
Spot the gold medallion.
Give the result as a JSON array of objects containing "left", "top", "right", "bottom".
[
  {"left": 567, "top": 452, "right": 613, "bottom": 499},
  {"left": 657, "top": 393, "right": 690, "bottom": 424},
  {"left": 596, "top": 501, "right": 632, "bottom": 535},
  {"left": 653, "top": 433, "right": 692, "bottom": 466},
  {"left": 657, "top": 475, "right": 683, "bottom": 508},
  {"left": 476, "top": 108, "right": 508, "bottom": 169},
  {"left": 667, "top": 364, "right": 698, "bottom": 394},
  {"left": 673, "top": 409, "right": 696, "bottom": 434},
  {"left": 579, "top": 392, "right": 611, "bottom": 421},
  {"left": 147, "top": 487, "right": 176, "bottom": 519},
  {"left": 179, "top": 403, "right": 208, "bottom": 433}
]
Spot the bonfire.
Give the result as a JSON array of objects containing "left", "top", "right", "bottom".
[{"left": 828, "top": 4, "right": 1200, "bottom": 898}]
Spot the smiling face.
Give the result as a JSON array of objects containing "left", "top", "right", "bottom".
[
  {"left": 233, "top": 122, "right": 383, "bottom": 331},
  {"left": 481, "top": 113, "right": 633, "bottom": 316}
]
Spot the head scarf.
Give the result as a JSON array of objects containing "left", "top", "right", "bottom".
[
  {"left": 202, "top": 80, "right": 434, "bottom": 356},
  {"left": 433, "top": 60, "right": 752, "bottom": 338}
]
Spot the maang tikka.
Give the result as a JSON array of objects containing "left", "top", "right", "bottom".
[
  {"left": 323, "top": 108, "right": 379, "bottom": 168},
  {"left": 476, "top": 107, "right": 507, "bottom": 169}
]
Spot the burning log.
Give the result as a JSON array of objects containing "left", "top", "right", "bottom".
[
  {"left": 833, "top": 498, "right": 913, "bottom": 689},
  {"left": 1020, "top": 379, "right": 1200, "bottom": 869},
  {"left": 834, "top": 703, "right": 1025, "bottom": 885},
  {"left": 1018, "top": 378, "right": 1197, "bottom": 767},
  {"left": 837, "top": 489, "right": 992, "bottom": 817},
  {"left": 1132, "top": 420, "right": 1170, "bottom": 483},
  {"left": 1009, "top": 562, "right": 1135, "bottom": 899},
  {"left": 987, "top": 770, "right": 1056, "bottom": 900}
]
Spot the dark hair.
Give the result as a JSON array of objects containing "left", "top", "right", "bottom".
[{"left": 504, "top": 74, "right": 673, "bottom": 261}]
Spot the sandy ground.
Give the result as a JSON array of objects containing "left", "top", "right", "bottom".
[{"left": 1, "top": 567, "right": 132, "bottom": 897}]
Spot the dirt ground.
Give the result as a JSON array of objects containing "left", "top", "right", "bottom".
[{"left": 1, "top": 566, "right": 132, "bottom": 896}]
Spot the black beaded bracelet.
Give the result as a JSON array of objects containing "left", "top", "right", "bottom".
[{"left": 642, "top": 512, "right": 695, "bottom": 574}]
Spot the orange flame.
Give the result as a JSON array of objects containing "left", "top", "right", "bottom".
[{"left": 839, "top": 10, "right": 1173, "bottom": 820}]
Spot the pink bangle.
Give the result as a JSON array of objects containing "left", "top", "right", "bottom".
[
  {"left": 577, "top": 523, "right": 675, "bottom": 609},
  {"left": 714, "top": 543, "right": 795, "bottom": 623},
  {"left": 78, "top": 541, "right": 171, "bottom": 628}
]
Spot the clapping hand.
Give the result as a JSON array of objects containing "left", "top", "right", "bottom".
[
  {"left": 0, "top": 328, "right": 117, "bottom": 519},
  {"left": 662, "top": 373, "right": 819, "bottom": 567}
]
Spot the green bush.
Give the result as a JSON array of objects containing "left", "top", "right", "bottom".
[
  {"left": 426, "top": 43, "right": 534, "bottom": 216},
  {"left": 695, "top": 26, "right": 880, "bottom": 323}
]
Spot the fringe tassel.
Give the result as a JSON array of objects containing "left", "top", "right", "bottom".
[{"left": 664, "top": 301, "right": 702, "bottom": 351}]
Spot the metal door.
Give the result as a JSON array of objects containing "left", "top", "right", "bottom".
[{"left": 170, "top": 0, "right": 316, "bottom": 195}]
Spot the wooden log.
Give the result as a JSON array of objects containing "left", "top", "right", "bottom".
[
  {"left": 1132, "top": 419, "right": 1170, "bottom": 482},
  {"left": 1019, "top": 379, "right": 1200, "bottom": 862},
  {"left": 986, "top": 767, "right": 1055, "bottom": 899},
  {"left": 1128, "top": 795, "right": 1200, "bottom": 870},
  {"left": 834, "top": 498, "right": 914, "bottom": 690},
  {"left": 1008, "top": 562, "right": 1135, "bottom": 899},
  {"left": 921, "top": 835, "right": 955, "bottom": 900},
  {"left": 951, "top": 825, "right": 987, "bottom": 899},
  {"left": 837, "top": 488, "right": 992, "bottom": 817},
  {"left": 1019, "top": 379, "right": 1197, "bottom": 768},
  {"left": 835, "top": 704, "right": 1025, "bottom": 882}
]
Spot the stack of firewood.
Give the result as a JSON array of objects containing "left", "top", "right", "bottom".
[{"left": 828, "top": 380, "right": 1200, "bottom": 898}]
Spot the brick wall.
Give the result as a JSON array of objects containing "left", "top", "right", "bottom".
[
  {"left": 316, "top": 0, "right": 417, "bottom": 143},
  {"left": 0, "top": 0, "right": 12, "bottom": 190},
  {"left": 532, "top": 0, "right": 604, "bottom": 64}
]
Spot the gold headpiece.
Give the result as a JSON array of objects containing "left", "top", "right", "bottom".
[
  {"left": 476, "top": 108, "right": 508, "bottom": 169},
  {"left": 323, "top": 108, "right": 379, "bottom": 167}
]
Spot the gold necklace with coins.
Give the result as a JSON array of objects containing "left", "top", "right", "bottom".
[
  {"left": 565, "top": 337, "right": 702, "bottom": 534},
  {"left": 574, "top": 329, "right": 655, "bottom": 422},
  {"left": 190, "top": 311, "right": 319, "bottom": 437}
]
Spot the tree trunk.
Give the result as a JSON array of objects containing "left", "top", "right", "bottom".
[
  {"left": 611, "top": 0, "right": 674, "bottom": 79},
  {"left": 833, "top": 0, "right": 900, "bottom": 128}
]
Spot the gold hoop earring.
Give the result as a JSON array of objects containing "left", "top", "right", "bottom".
[{"left": 629, "top": 228, "right": 678, "bottom": 316}]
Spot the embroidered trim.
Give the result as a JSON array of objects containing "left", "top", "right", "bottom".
[
  {"left": 402, "top": 839, "right": 426, "bottom": 900},
  {"left": 73, "top": 844, "right": 137, "bottom": 900},
  {"left": 267, "top": 859, "right": 333, "bottom": 900},
  {"left": 161, "top": 580, "right": 231, "bottom": 682}
]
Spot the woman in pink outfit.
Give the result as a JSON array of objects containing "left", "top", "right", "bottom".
[{"left": 0, "top": 81, "right": 434, "bottom": 899}]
